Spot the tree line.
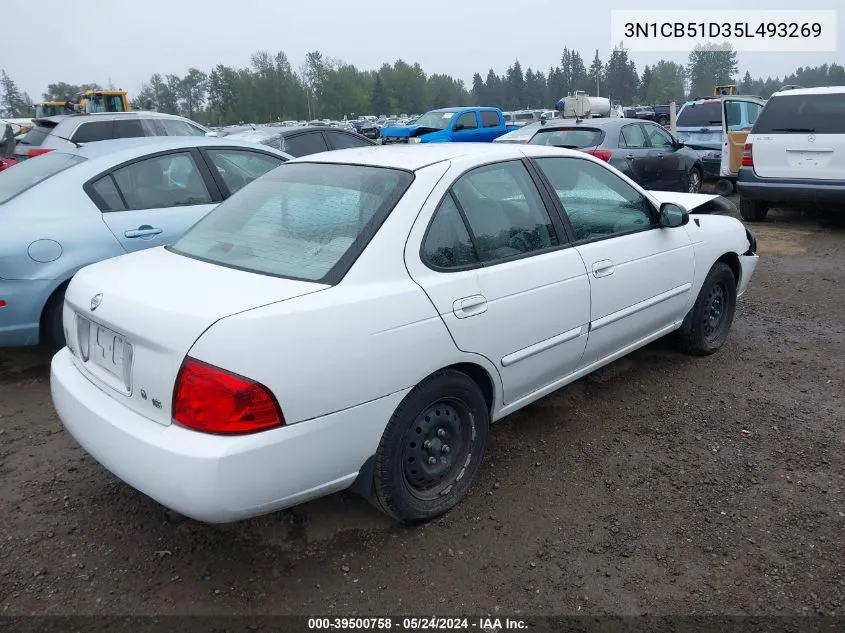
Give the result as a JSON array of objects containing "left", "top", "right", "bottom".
[{"left": 2, "top": 49, "right": 844, "bottom": 124}]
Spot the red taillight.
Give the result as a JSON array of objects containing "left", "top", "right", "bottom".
[
  {"left": 27, "top": 148, "right": 53, "bottom": 158},
  {"left": 742, "top": 143, "right": 753, "bottom": 167},
  {"left": 0, "top": 299, "right": 6, "bottom": 307},
  {"left": 172, "top": 357, "right": 284, "bottom": 435},
  {"left": 585, "top": 149, "right": 612, "bottom": 162}
]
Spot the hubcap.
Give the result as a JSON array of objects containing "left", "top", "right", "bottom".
[
  {"left": 402, "top": 400, "right": 472, "bottom": 501},
  {"left": 702, "top": 282, "right": 726, "bottom": 339}
]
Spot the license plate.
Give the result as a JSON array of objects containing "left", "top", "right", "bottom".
[{"left": 90, "top": 323, "right": 130, "bottom": 380}]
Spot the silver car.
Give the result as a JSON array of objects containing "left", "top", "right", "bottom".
[
  {"left": 0, "top": 137, "right": 291, "bottom": 349},
  {"left": 14, "top": 111, "right": 212, "bottom": 162}
]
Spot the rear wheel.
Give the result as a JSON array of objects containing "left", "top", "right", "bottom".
[
  {"left": 687, "top": 167, "right": 702, "bottom": 193},
  {"left": 373, "top": 370, "right": 489, "bottom": 523},
  {"left": 677, "top": 262, "right": 737, "bottom": 355},
  {"left": 41, "top": 286, "right": 67, "bottom": 352},
  {"left": 739, "top": 198, "right": 768, "bottom": 222}
]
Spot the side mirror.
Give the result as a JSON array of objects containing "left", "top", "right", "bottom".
[
  {"left": 674, "top": 140, "right": 685, "bottom": 148},
  {"left": 204, "top": 131, "right": 218, "bottom": 138},
  {"left": 453, "top": 123, "right": 465, "bottom": 131},
  {"left": 659, "top": 202, "right": 689, "bottom": 228}
]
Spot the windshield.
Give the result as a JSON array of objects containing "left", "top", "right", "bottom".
[
  {"left": 412, "top": 111, "right": 455, "bottom": 130},
  {"left": 676, "top": 101, "right": 722, "bottom": 128},
  {"left": 0, "top": 152, "right": 85, "bottom": 204},
  {"left": 35, "top": 105, "right": 63, "bottom": 118},
  {"left": 752, "top": 93, "right": 845, "bottom": 135},
  {"left": 171, "top": 163, "right": 413, "bottom": 283},
  {"left": 529, "top": 127, "right": 604, "bottom": 148}
]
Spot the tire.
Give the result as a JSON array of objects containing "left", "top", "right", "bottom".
[
  {"left": 677, "top": 262, "right": 737, "bottom": 356},
  {"left": 687, "top": 167, "right": 702, "bottom": 193},
  {"left": 373, "top": 370, "right": 489, "bottom": 523},
  {"left": 739, "top": 198, "right": 768, "bottom": 222},
  {"left": 41, "top": 286, "right": 67, "bottom": 352}
]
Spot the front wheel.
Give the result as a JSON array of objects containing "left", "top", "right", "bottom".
[
  {"left": 677, "top": 262, "right": 737, "bottom": 355},
  {"left": 373, "top": 370, "right": 489, "bottom": 523},
  {"left": 687, "top": 167, "right": 702, "bottom": 193}
]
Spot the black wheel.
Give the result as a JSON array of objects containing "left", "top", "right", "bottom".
[
  {"left": 41, "top": 286, "right": 67, "bottom": 352},
  {"left": 687, "top": 167, "right": 702, "bottom": 193},
  {"left": 373, "top": 370, "right": 489, "bottom": 523},
  {"left": 739, "top": 198, "right": 768, "bottom": 221},
  {"left": 677, "top": 262, "right": 737, "bottom": 355}
]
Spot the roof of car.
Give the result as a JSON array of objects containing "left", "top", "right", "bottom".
[
  {"left": 771, "top": 85, "right": 845, "bottom": 97},
  {"left": 59, "top": 136, "right": 291, "bottom": 161},
  {"left": 294, "top": 142, "right": 582, "bottom": 171},
  {"left": 539, "top": 117, "right": 638, "bottom": 131},
  {"left": 430, "top": 107, "right": 498, "bottom": 113}
]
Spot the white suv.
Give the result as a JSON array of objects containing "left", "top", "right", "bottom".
[{"left": 737, "top": 86, "right": 845, "bottom": 221}]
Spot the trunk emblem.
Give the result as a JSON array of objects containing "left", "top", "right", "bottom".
[
  {"left": 90, "top": 293, "right": 103, "bottom": 311},
  {"left": 808, "top": 134, "right": 816, "bottom": 143}
]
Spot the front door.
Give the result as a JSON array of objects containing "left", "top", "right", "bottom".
[
  {"left": 451, "top": 111, "right": 482, "bottom": 142},
  {"left": 532, "top": 155, "right": 695, "bottom": 367},
  {"left": 405, "top": 159, "right": 591, "bottom": 405}
]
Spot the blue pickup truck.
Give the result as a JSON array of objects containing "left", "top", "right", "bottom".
[{"left": 381, "top": 107, "right": 517, "bottom": 144}]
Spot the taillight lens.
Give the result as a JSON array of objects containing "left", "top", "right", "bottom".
[
  {"left": 742, "top": 143, "right": 753, "bottom": 167},
  {"left": 27, "top": 148, "right": 53, "bottom": 158},
  {"left": 173, "top": 357, "right": 284, "bottom": 434},
  {"left": 585, "top": 149, "right": 612, "bottom": 162}
]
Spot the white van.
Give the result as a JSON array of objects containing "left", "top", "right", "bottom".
[{"left": 737, "top": 86, "right": 845, "bottom": 221}]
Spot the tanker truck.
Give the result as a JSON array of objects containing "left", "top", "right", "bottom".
[{"left": 555, "top": 91, "right": 612, "bottom": 118}]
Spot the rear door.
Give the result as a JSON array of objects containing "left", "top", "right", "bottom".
[
  {"left": 451, "top": 111, "right": 482, "bottom": 142},
  {"left": 747, "top": 92, "right": 845, "bottom": 180},
  {"left": 617, "top": 123, "right": 654, "bottom": 186},
  {"left": 479, "top": 110, "right": 504, "bottom": 141},
  {"left": 86, "top": 149, "right": 221, "bottom": 252},
  {"left": 643, "top": 123, "right": 684, "bottom": 190},
  {"left": 405, "top": 159, "right": 591, "bottom": 405}
]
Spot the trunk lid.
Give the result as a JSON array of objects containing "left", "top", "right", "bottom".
[{"left": 64, "top": 247, "right": 328, "bottom": 426}]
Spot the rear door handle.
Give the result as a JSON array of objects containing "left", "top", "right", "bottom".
[
  {"left": 592, "top": 259, "right": 615, "bottom": 278},
  {"left": 625, "top": 154, "right": 636, "bottom": 159},
  {"left": 657, "top": 153, "right": 665, "bottom": 158},
  {"left": 124, "top": 226, "right": 163, "bottom": 238},
  {"left": 452, "top": 295, "right": 488, "bottom": 319}
]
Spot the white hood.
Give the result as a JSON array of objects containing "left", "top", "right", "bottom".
[{"left": 648, "top": 191, "right": 736, "bottom": 214}]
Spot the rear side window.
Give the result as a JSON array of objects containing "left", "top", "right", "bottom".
[
  {"left": 530, "top": 127, "right": 603, "bottom": 148},
  {"left": 676, "top": 101, "right": 722, "bottom": 128},
  {"left": 514, "top": 112, "right": 535, "bottom": 122},
  {"left": 421, "top": 194, "right": 478, "bottom": 269},
  {"left": 325, "top": 131, "right": 373, "bottom": 150},
  {"left": 282, "top": 132, "right": 329, "bottom": 157},
  {"left": 204, "top": 149, "right": 285, "bottom": 194},
  {"left": 72, "top": 121, "right": 115, "bottom": 143},
  {"left": 480, "top": 111, "right": 500, "bottom": 128},
  {"left": 0, "top": 152, "right": 85, "bottom": 204},
  {"left": 161, "top": 119, "right": 206, "bottom": 136},
  {"left": 20, "top": 125, "right": 55, "bottom": 147},
  {"left": 115, "top": 119, "right": 147, "bottom": 138},
  {"left": 171, "top": 163, "right": 413, "bottom": 282},
  {"left": 752, "top": 93, "right": 845, "bottom": 135}
]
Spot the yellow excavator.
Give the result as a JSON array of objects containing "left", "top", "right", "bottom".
[
  {"left": 35, "top": 90, "right": 131, "bottom": 118},
  {"left": 713, "top": 84, "right": 736, "bottom": 96}
]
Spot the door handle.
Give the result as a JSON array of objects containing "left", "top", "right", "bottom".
[
  {"left": 124, "top": 227, "right": 163, "bottom": 238},
  {"left": 591, "top": 259, "right": 615, "bottom": 278},
  {"left": 657, "top": 153, "right": 665, "bottom": 158},
  {"left": 625, "top": 154, "right": 636, "bottom": 159},
  {"left": 452, "top": 295, "right": 488, "bottom": 319}
]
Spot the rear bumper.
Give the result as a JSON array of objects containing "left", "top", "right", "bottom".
[
  {"left": 0, "top": 278, "right": 53, "bottom": 347},
  {"left": 51, "top": 348, "right": 408, "bottom": 523},
  {"left": 737, "top": 169, "right": 845, "bottom": 205}
]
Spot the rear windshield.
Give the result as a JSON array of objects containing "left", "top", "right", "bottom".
[
  {"left": 752, "top": 93, "right": 845, "bottom": 135},
  {"left": 171, "top": 163, "right": 414, "bottom": 283},
  {"left": 676, "top": 101, "right": 722, "bottom": 128},
  {"left": 495, "top": 124, "right": 541, "bottom": 142},
  {"left": 529, "top": 127, "right": 604, "bottom": 148},
  {"left": 0, "top": 152, "right": 85, "bottom": 204},
  {"left": 19, "top": 125, "right": 55, "bottom": 147},
  {"left": 514, "top": 112, "right": 535, "bottom": 121}
]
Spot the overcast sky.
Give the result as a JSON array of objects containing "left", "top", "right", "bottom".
[{"left": 5, "top": 0, "right": 842, "bottom": 101}]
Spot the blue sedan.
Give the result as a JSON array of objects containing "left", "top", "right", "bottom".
[{"left": 0, "top": 137, "right": 291, "bottom": 348}]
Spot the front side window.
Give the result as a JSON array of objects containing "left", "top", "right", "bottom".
[
  {"left": 454, "top": 112, "right": 478, "bottom": 130},
  {"left": 204, "top": 149, "right": 285, "bottom": 194},
  {"left": 535, "top": 157, "right": 654, "bottom": 241},
  {"left": 110, "top": 152, "right": 212, "bottom": 210},
  {"left": 645, "top": 124, "right": 674, "bottom": 148},
  {"left": 421, "top": 194, "right": 478, "bottom": 269},
  {"left": 171, "top": 163, "right": 413, "bottom": 282},
  {"left": 450, "top": 161, "right": 558, "bottom": 263}
]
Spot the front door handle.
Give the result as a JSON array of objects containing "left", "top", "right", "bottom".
[
  {"left": 125, "top": 226, "right": 163, "bottom": 238},
  {"left": 452, "top": 295, "right": 488, "bottom": 319},
  {"left": 656, "top": 153, "right": 665, "bottom": 158},
  {"left": 592, "top": 259, "right": 615, "bottom": 278}
]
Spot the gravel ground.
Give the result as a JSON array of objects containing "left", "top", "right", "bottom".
[{"left": 1, "top": 199, "right": 844, "bottom": 619}]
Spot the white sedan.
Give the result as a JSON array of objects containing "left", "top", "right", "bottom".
[{"left": 50, "top": 143, "right": 759, "bottom": 524}]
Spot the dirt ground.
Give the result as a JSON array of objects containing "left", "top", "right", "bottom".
[{"left": 1, "top": 199, "right": 844, "bottom": 619}]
